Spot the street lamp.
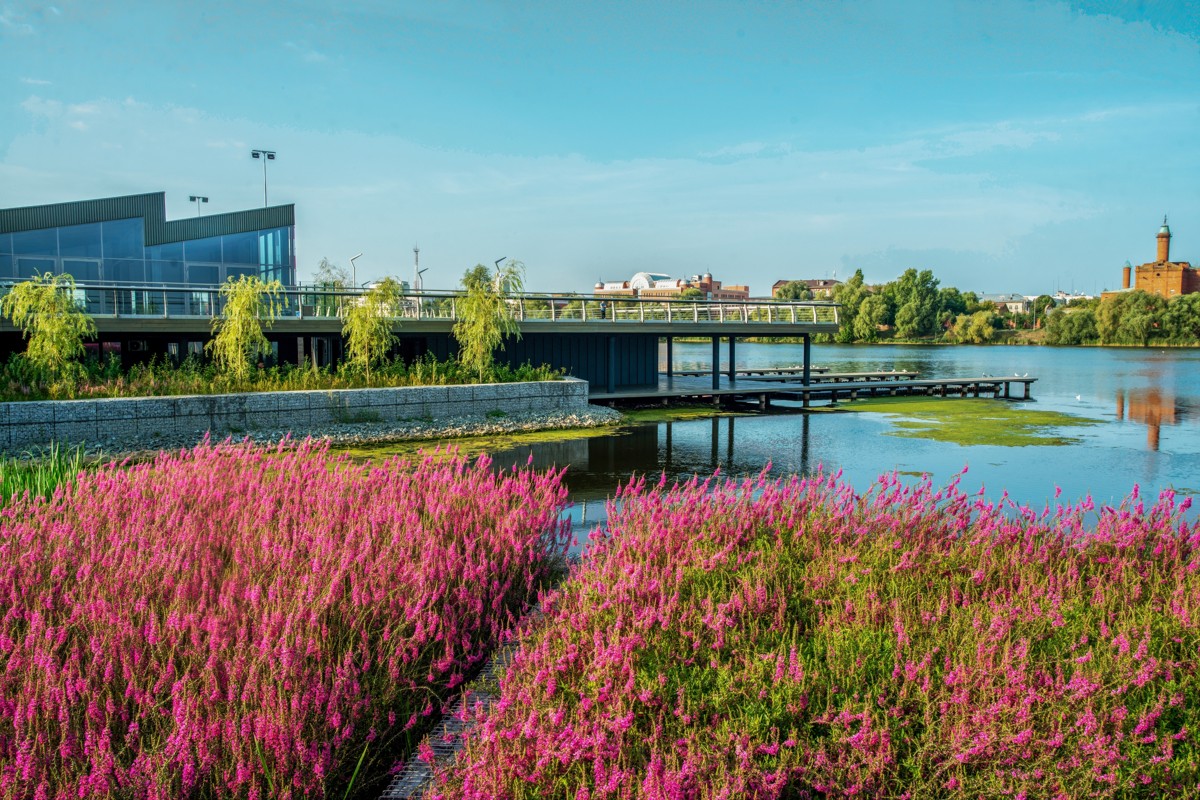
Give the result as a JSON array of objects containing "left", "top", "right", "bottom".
[
  {"left": 250, "top": 149, "right": 276, "bottom": 207},
  {"left": 188, "top": 195, "right": 208, "bottom": 216},
  {"left": 350, "top": 253, "right": 363, "bottom": 288}
]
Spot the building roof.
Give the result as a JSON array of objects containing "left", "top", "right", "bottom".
[{"left": 0, "top": 192, "right": 294, "bottom": 245}]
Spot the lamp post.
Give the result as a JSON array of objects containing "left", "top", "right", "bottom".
[
  {"left": 188, "top": 195, "right": 208, "bottom": 216},
  {"left": 350, "top": 253, "right": 363, "bottom": 289},
  {"left": 250, "top": 149, "right": 276, "bottom": 207}
]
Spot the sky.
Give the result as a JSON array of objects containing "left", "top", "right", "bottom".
[{"left": 1, "top": 1, "right": 1198, "bottom": 297}]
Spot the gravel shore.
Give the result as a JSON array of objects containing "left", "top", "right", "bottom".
[{"left": 90, "top": 405, "right": 624, "bottom": 459}]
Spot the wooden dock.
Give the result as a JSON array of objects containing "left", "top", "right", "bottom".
[{"left": 589, "top": 373, "right": 1036, "bottom": 407}]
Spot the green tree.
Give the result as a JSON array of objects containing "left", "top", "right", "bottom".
[
  {"left": 774, "top": 281, "right": 813, "bottom": 300},
  {"left": 1044, "top": 306, "right": 1099, "bottom": 345},
  {"left": 890, "top": 268, "right": 941, "bottom": 339},
  {"left": 852, "top": 294, "right": 887, "bottom": 342},
  {"left": 453, "top": 259, "right": 525, "bottom": 381},
  {"left": 949, "top": 310, "right": 996, "bottom": 344},
  {"left": 207, "top": 275, "right": 284, "bottom": 381},
  {"left": 679, "top": 287, "right": 704, "bottom": 300},
  {"left": 1162, "top": 294, "right": 1200, "bottom": 344},
  {"left": 1095, "top": 291, "right": 1165, "bottom": 345},
  {"left": 312, "top": 257, "right": 350, "bottom": 288},
  {"left": 830, "top": 270, "right": 867, "bottom": 343},
  {"left": 311, "top": 257, "right": 350, "bottom": 317},
  {"left": 0, "top": 272, "right": 97, "bottom": 381},
  {"left": 342, "top": 277, "right": 403, "bottom": 380},
  {"left": 936, "top": 286, "right": 968, "bottom": 331}
]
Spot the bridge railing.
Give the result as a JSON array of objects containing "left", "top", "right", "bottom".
[{"left": 0, "top": 282, "right": 840, "bottom": 327}]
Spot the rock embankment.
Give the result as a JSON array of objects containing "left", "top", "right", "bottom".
[{"left": 98, "top": 406, "right": 623, "bottom": 458}]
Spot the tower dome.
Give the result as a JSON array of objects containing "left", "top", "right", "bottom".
[{"left": 1157, "top": 215, "right": 1171, "bottom": 262}]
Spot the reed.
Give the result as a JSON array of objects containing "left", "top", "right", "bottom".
[{"left": 0, "top": 441, "right": 88, "bottom": 507}]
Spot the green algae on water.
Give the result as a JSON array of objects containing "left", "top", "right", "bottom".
[
  {"left": 338, "top": 424, "right": 618, "bottom": 462},
  {"left": 619, "top": 404, "right": 747, "bottom": 424},
  {"left": 846, "top": 396, "right": 1099, "bottom": 447}
]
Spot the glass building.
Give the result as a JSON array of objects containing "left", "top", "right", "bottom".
[{"left": 0, "top": 192, "right": 295, "bottom": 315}]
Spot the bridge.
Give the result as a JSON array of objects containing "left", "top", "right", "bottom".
[{"left": 0, "top": 282, "right": 840, "bottom": 394}]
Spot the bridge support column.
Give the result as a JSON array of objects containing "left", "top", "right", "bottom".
[
  {"left": 607, "top": 335, "right": 616, "bottom": 394},
  {"left": 802, "top": 333, "right": 811, "bottom": 385},
  {"left": 711, "top": 336, "right": 720, "bottom": 391},
  {"left": 665, "top": 336, "right": 674, "bottom": 378},
  {"left": 728, "top": 336, "right": 736, "bottom": 382}
]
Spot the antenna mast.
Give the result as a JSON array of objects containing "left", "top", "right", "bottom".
[{"left": 413, "top": 244, "right": 428, "bottom": 292}]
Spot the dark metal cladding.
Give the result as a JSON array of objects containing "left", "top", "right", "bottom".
[{"left": 0, "top": 192, "right": 295, "bottom": 245}]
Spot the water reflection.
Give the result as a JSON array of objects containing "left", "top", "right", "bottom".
[{"left": 1116, "top": 388, "right": 1186, "bottom": 452}]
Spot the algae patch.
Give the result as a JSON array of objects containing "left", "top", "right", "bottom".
[
  {"left": 338, "top": 425, "right": 615, "bottom": 462},
  {"left": 846, "top": 397, "right": 1098, "bottom": 447},
  {"left": 620, "top": 404, "right": 747, "bottom": 424}
]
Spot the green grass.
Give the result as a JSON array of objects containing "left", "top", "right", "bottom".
[
  {"left": 845, "top": 396, "right": 1099, "bottom": 446},
  {"left": 0, "top": 442, "right": 90, "bottom": 506}
]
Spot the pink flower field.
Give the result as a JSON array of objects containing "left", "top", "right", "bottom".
[
  {"left": 432, "top": 470, "right": 1200, "bottom": 799},
  {"left": 0, "top": 439, "right": 570, "bottom": 799}
]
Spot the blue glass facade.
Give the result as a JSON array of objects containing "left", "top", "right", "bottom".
[{"left": 0, "top": 219, "right": 295, "bottom": 287}]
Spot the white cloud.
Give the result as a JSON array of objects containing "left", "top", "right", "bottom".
[
  {"left": 20, "top": 95, "right": 62, "bottom": 117},
  {"left": 284, "top": 40, "right": 329, "bottom": 64},
  {"left": 0, "top": 10, "right": 35, "bottom": 35},
  {"left": 20, "top": 76, "right": 51, "bottom": 85}
]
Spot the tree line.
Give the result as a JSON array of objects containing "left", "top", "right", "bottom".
[{"left": 805, "top": 269, "right": 1199, "bottom": 346}]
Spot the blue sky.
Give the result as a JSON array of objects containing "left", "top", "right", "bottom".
[{"left": 1, "top": 1, "right": 1198, "bottom": 296}]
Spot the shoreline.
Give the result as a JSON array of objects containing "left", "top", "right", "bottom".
[{"left": 79, "top": 405, "right": 624, "bottom": 461}]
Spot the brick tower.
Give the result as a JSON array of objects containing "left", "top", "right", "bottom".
[{"left": 1157, "top": 216, "right": 1171, "bottom": 263}]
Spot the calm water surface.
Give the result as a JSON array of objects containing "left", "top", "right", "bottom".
[{"left": 481, "top": 344, "right": 1200, "bottom": 529}]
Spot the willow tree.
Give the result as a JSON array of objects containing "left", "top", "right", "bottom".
[
  {"left": 207, "top": 275, "right": 284, "bottom": 381},
  {"left": 342, "top": 277, "right": 403, "bottom": 380},
  {"left": 452, "top": 260, "right": 524, "bottom": 382},
  {"left": 0, "top": 272, "right": 96, "bottom": 380}
]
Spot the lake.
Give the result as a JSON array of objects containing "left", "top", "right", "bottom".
[{"left": 471, "top": 343, "right": 1200, "bottom": 531}]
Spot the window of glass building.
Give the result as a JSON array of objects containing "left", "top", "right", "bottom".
[
  {"left": 222, "top": 231, "right": 258, "bottom": 268},
  {"left": 12, "top": 228, "right": 58, "bottom": 257},
  {"left": 58, "top": 223, "right": 103, "bottom": 258},
  {"left": 101, "top": 219, "right": 143, "bottom": 260},
  {"left": 188, "top": 264, "right": 219, "bottom": 285},
  {"left": 16, "top": 257, "right": 54, "bottom": 279},
  {"left": 184, "top": 235, "right": 221, "bottom": 264},
  {"left": 63, "top": 259, "right": 101, "bottom": 282},
  {"left": 105, "top": 258, "right": 145, "bottom": 283}
]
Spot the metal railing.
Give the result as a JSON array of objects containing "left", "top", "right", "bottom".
[{"left": 0, "top": 281, "right": 840, "bottom": 327}]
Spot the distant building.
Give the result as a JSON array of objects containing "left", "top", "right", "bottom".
[
  {"left": 1104, "top": 218, "right": 1198, "bottom": 300},
  {"left": 593, "top": 271, "right": 749, "bottom": 301},
  {"left": 1053, "top": 290, "right": 1095, "bottom": 303},
  {"left": 980, "top": 293, "right": 1031, "bottom": 314},
  {"left": 771, "top": 278, "right": 842, "bottom": 298}
]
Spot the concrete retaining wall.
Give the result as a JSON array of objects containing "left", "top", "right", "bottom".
[{"left": 0, "top": 378, "right": 588, "bottom": 453}]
